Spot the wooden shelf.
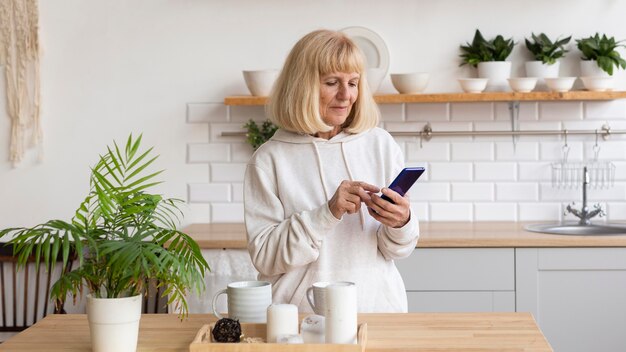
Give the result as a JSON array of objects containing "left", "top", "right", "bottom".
[{"left": 224, "top": 91, "right": 626, "bottom": 106}]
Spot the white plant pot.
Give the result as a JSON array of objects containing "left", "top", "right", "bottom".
[
  {"left": 87, "top": 294, "right": 142, "bottom": 352},
  {"left": 525, "top": 61, "right": 560, "bottom": 91},
  {"left": 580, "top": 60, "right": 611, "bottom": 77},
  {"left": 477, "top": 62, "right": 512, "bottom": 92}
]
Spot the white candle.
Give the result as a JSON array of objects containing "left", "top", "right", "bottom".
[{"left": 266, "top": 304, "right": 298, "bottom": 343}]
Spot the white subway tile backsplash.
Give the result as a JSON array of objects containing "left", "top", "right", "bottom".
[
  {"left": 450, "top": 102, "right": 493, "bottom": 121},
  {"left": 474, "top": 203, "right": 517, "bottom": 221},
  {"left": 516, "top": 121, "right": 562, "bottom": 142},
  {"left": 188, "top": 143, "right": 229, "bottom": 163},
  {"left": 496, "top": 183, "right": 538, "bottom": 201},
  {"left": 451, "top": 142, "right": 493, "bottom": 161},
  {"left": 474, "top": 162, "right": 516, "bottom": 181},
  {"left": 539, "top": 101, "right": 583, "bottom": 120},
  {"left": 231, "top": 143, "right": 254, "bottom": 162},
  {"left": 473, "top": 121, "right": 513, "bottom": 142},
  {"left": 409, "top": 182, "right": 449, "bottom": 201},
  {"left": 540, "top": 141, "right": 583, "bottom": 161},
  {"left": 187, "top": 103, "right": 227, "bottom": 123},
  {"left": 210, "top": 123, "right": 246, "bottom": 142},
  {"left": 385, "top": 122, "right": 423, "bottom": 135},
  {"left": 230, "top": 106, "right": 267, "bottom": 123},
  {"left": 429, "top": 122, "right": 473, "bottom": 141},
  {"left": 212, "top": 203, "right": 244, "bottom": 222},
  {"left": 430, "top": 203, "right": 472, "bottom": 221},
  {"left": 188, "top": 183, "right": 230, "bottom": 203},
  {"left": 451, "top": 183, "right": 493, "bottom": 201},
  {"left": 586, "top": 183, "right": 626, "bottom": 201},
  {"left": 584, "top": 100, "right": 626, "bottom": 120},
  {"left": 494, "top": 102, "right": 538, "bottom": 121},
  {"left": 379, "top": 104, "right": 405, "bottom": 121},
  {"left": 211, "top": 163, "right": 246, "bottom": 182},
  {"left": 183, "top": 203, "right": 211, "bottom": 224},
  {"left": 410, "top": 202, "right": 429, "bottom": 221},
  {"left": 540, "top": 183, "right": 581, "bottom": 201},
  {"left": 406, "top": 142, "right": 449, "bottom": 162},
  {"left": 519, "top": 203, "right": 561, "bottom": 221},
  {"left": 430, "top": 162, "right": 472, "bottom": 181},
  {"left": 583, "top": 141, "right": 626, "bottom": 160},
  {"left": 186, "top": 100, "right": 626, "bottom": 223},
  {"left": 232, "top": 183, "right": 244, "bottom": 202},
  {"left": 518, "top": 162, "right": 552, "bottom": 182},
  {"left": 607, "top": 202, "right": 626, "bottom": 221},
  {"left": 406, "top": 103, "right": 448, "bottom": 121},
  {"left": 495, "top": 142, "right": 538, "bottom": 161}
]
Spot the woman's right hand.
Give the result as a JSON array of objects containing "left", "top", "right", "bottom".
[{"left": 328, "top": 180, "right": 380, "bottom": 220}]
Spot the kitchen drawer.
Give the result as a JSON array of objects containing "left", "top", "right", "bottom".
[
  {"left": 407, "top": 291, "right": 515, "bottom": 313},
  {"left": 396, "top": 248, "right": 514, "bottom": 291}
]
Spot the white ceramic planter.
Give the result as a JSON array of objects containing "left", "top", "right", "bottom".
[
  {"left": 525, "top": 61, "right": 560, "bottom": 79},
  {"left": 580, "top": 60, "right": 611, "bottom": 77},
  {"left": 477, "top": 62, "right": 512, "bottom": 92},
  {"left": 87, "top": 294, "right": 142, "bottom": 352},
  {"left": 525, "top": 61, "right": 560, "bottom": 91}
]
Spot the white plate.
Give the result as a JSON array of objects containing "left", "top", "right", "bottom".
[{"left": 340, "top": 26, "right": 389, "bottom": 75}]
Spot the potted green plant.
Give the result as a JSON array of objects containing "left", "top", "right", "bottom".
[
  {"left": 524, "top": 33, "right": 571, "bottom": 81},
  {"left": 0, "top": 134, "right": 209, "bottom": 352},
  {"left": 460, "top": 29, "right": 515, "bottom": 91},
  {"left": 576, "top": 33, "right": 626, "bottom": 76},
  {"left": 244, "top": 119, "right": 278, "bottom": 150}
]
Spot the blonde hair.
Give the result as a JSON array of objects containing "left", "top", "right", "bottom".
[{"left": 268, "top": 29, "right": 380, "bottom": 134}]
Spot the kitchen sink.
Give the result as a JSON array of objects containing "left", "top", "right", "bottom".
[{"left": 525, "top": 222, "right": 626, "bottom": 236}]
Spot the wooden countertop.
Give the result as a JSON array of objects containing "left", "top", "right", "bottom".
[
  {"left": 0, "top": 313, "right": 552, "bottom": 351},
  {"left": 183, "top": 222, "right": 626, "bottom": 249}
]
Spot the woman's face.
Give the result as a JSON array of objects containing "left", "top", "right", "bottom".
[{"left": 319, "top": 71, "right": 359, "bottom": 128}]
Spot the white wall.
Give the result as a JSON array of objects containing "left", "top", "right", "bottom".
[{"left": 2, "top": 0, "right": 626, "bottom": 228}]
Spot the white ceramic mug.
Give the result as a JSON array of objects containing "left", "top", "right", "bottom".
[
  {"left": 306, "top": 281, "right": 330, "bottom": 315},
  {"left": 211, "top": 280, "right": 272, "bottom": 323},
  {"left": 324, "top": 282, "right": 357, "bottom": 344}
]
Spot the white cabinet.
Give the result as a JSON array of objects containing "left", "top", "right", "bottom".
[
  {"left": 516, "top": 248, "right": 626, "bottom": 352},
  {"left": 396, "top": 248, "right": 515, "bottom": 312}
]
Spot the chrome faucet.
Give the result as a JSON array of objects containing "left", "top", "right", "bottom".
[{"left": 565, "top": 166, "right": 605, "bottom": 225}]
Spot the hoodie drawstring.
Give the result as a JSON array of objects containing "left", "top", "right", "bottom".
[{"left": 312, "top": 141, "right": 331, "bottom": 202}]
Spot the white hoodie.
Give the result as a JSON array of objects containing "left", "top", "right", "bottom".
[{"left": 243, "top": 127, "right": 419, "bottom": 313}]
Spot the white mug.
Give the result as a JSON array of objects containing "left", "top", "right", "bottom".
[
  {"left": 306, "top": 281, "right": 330, "bottom": 315},
  {"left": 211, "top": 281, "right": 272, "bottom": 323},
  {"left": 324, "top": 281, "right": 357, "bottom": 344}
]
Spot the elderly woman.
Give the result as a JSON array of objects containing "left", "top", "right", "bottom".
[{"left": 244, "top": 29, "right": 419, "bottom": 313}]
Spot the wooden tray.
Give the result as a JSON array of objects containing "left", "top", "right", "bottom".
[{"left": 189, "top": 322, "right": 367, "bottom": 352}]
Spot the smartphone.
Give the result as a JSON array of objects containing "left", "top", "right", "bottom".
[{"left": 381, "top": 167, "right": 425, "bottom": 203}]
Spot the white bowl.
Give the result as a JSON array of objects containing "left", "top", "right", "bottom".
[
  {"left": 508, "top": 77, "right": 538, "bottom": 93},
  {"left": 580, "top": 76, "right": 614, "bottom": 92},
  {"left": 243, "top": 69, "right": 279, "bottom": 96},
  {"left": 458, "top": 78, "right": 488, "bottom": 93},
  {"left": 390, "top": 73, "right": 429, "bottom": 94},
  {"left": 545, "top": 77, "right": 577, "bottom": 92},
  {"left": 366, "top": 68, "right": 386, "bottom": 94}
]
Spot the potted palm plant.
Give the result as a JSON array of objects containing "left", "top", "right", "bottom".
[
  {"left": 0, "top": 134, "right": 210, "bottom": 352},
  {"left": 460, "top": 29, "right": 515, "bottom": 91},
  {"left": 524, "top": 33, "right": 571, "bottom": 82},
  {"left": 576, "top": 33, "right": 626, "bottom": 76}
]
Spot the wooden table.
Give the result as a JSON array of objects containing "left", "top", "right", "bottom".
[{"left": 0, "top": 313, "right": 552, "bottom": 351}]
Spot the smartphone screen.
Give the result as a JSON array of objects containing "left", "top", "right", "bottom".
[{"left": 381, "top": 167, "right": 425, "bottom": 203}]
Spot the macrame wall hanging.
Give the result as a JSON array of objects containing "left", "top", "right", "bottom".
[{"left": 0, "top": 0, "right": 42, "bottom": 167}]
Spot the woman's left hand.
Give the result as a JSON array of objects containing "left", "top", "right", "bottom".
[{"left": 364, "top": 188, "right": 411, "bottom": 228}]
